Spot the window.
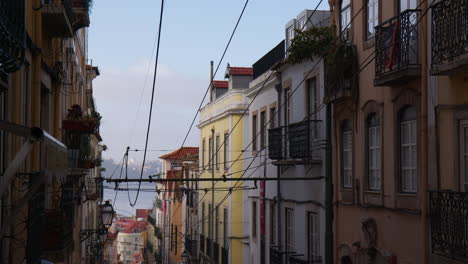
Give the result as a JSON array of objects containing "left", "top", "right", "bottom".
[
  {"left": 285, "top": 208, "right": 294, "bottom": 254},
  {"left": 202, "top": 202, "right": 205, "bottom": 236},
  {"left": 342, "top": 120, "right": 353, "bottom": 188},
  {"left": 298, "top": 16, "right": 307, "bottom": 30},
  {"left": 341, "top": 0, "right": 351, "bottom": 33},
  {"left": 366, "top": 0, "right": 379, "bottom": 38},
  {"left": 252, "top": 201, "right": 257, "bottom": 239},
  {"left": 208, "top": 137, "right": 213, "bottom": 170},
  {"left": 216, "top": 135, "right": 220, "bottom": 170},
  {"left": 284, "top": 89, "right": 291, "bottom": 126},
  {"left": 224, "top": 133, "right": 229, "bottom": 170},
  {"left": 208, "top": 204, "right": 213, "bottom": 240},
  {"left": 367, "top": 114, "right": 381, "bottom": 191},
  {"left": 286, "top": 25, "right": 295, "bottom": 50},
  {"left": 202, "top": 139, "right": 206, "bottom": 169},
  {"left": 0, "top": 87, "right": 5, "bottom": 175},
  {"left": 260, "top": 111, "right": 266, "bottom": 149},
  {"left": 175, "top": 225, "right": 178, "bottom": 254},
  {"left": 400, "top": 0, "right": 417, "bottom": 12},
  {"left": 307, "top": 212, "right": 320, "bottom": 261},
  {"left": 400, "top": 106, "right": 417, "bottom": 193},
  {"left": 252, "top": 114, "right": 258, "bottom": 151},
  {"left": 215, "top": 206, "right": 219, "bottom": 243},
  {"left": 306, "top": 78, "right": 318, "bottom": 138},
  {"left": 270, "top": 204, "right": 276, "bottom": 244},
  {"left": 270, "top": 107, "right": 276, "bottom": 129},
  {"left": 223, "top": 208, "right": 229, "bottom": 248}
]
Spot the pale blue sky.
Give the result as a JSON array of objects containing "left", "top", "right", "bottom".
[{"left": 89, "top": 0, "right": 328, "bottom": 162}]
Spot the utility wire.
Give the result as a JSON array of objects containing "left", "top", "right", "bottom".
[{"left": 130, "top": 0, "right": 165, "bottom": 207}]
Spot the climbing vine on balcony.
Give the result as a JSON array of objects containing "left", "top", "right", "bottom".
[{"left": 288, "top": 26, "right": 358, "bottom": 101}]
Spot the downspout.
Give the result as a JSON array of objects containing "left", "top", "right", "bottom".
[
  {"left": 274, "top": 73, "right": 282, "bottom": 261},
  {"left": 420, "top": 0, "right": 429, "bottom": 262}
]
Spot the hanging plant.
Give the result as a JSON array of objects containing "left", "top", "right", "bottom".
[{"left": 287, "top": 26, "right": 335, "bottom": 65}]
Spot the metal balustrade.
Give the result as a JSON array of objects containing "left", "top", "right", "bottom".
[
  {"left": 375, "top": 9, "right": 421, "bottom": 83},
  {"left": 429, "top": 190, "right": 468, "bottom": 261},
  {"left": 431, "top": 0, "right": 468, "bottom": 74},
  {"left": 268, "top": 120, "right": 322, "bottom": 161}
]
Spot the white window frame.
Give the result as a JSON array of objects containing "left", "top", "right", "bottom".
[
  {"left": 342, "top": 121, "right": 353, "bottom": 188},
  {"left": 298, "top": 16, "right": 307, "bottom": 31},
  {"left": 216, "top": 135, "right": 220, "bottom": 170},
  {"left": 307, "top": 212, "right": 320, "bottom": 262},
  {"left": 367, "top": 0, "right": 379, "bottom": 38},
  {"left": 286, "top": 25, "right": 295, "bottom": 50},
  {"left": 341, "top": 0, "right": 351, "bottom": 32},
  {"left": 368, "top": 115, "right": 381, "bottom": 191},
  {"left": 400, "top": 115, "right": 417, "bottom": 193},
  {"left": 285, "top": 208, "right": 294, "bottom": 254}
]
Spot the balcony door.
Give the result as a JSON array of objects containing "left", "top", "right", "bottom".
[
  {"left": 400, "top": 0, "right": 417, "bottom": 12},
  {"left": 399, "top": 0, "right": 418, "bottom": 65}
]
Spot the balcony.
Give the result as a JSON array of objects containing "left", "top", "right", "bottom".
[
  {"left": 289, "top": 255, "right": 322, "bottom": 264},
  {"left": 214, "top": 241, "right": 220, "bottom": 264},
  {"left": 72, "top": 0, "right": 91, "bottom": 31},
  {"left": 207, "top": 238, "right": 212, "bottom": 258},
  {"left": 155, "top": 226, "right": 162, "bottom": 239},
  {"left": 431, "top": 0, "right": 468, "bottom": 75},
  {"left": 268, "top": 120, "right": 323, "bottom": 165},
  {"left": 270, "top": 247, "right": 282, "bottom": 264},
  {"left": 374, "top": 9, "right": 421, "bottom": 86},
  {"left": 429, "top": 190, "right": 468, "bottom": 261},
  {"left": 148, "top": 214, "right": 156, "bottom": 226},
  {"left": 325, "top": 43, "right": 358, "bottom": 103},
  {"left": 0, "top": 0, "right": 26, "bottom": 73},
  {"left": 42, "top": 0, "right": 73, "bottom": 38}
]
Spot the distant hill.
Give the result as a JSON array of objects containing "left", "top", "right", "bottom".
[{"left": 102, "top": 158, "right": 161, "bottom": 189}]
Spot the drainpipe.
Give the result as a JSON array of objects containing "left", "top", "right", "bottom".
[
  {"left": 211, "top": 128, "right": 215, "bottom": 262},
  {"left": 420, "top": 0, "right": 429, "bottom": 262},
  {"left": 325, "top": 101, "right": 333, "bottom": 264},
  {"left": 274, "top": 75, "right": 282, "bottom": 261}
]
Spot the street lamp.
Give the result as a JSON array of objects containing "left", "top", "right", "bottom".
[
  {"left": 181, "top": 250, "right": 191, "bottom": 264},
  {"left": 101, "top": 200, "right": 115, "bottom": 229}
]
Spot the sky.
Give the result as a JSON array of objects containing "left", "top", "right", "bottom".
[{"left": 89, "top": 0, "right": 329, "bottom": 163}]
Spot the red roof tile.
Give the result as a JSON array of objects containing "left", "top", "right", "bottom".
[
  {"left": 159, "top": 147, "right": 199, "bottom": 160},
  {"left": 213, "top": 80, "right": 228, "bottom": 88},
  {"left": 135, "top": 209, "right": 151, "bottom": 219},
  {"left": 227, "top": 67, "right": 253, "bottom": 76}
]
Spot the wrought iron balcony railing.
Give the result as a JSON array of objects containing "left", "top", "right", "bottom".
[
  {"left": 429, "top": 190, "right": 468, "bottom": 261},
  {"left": 270, "top": 247, "right": 282, "bottom": 264},
  {"left": 72, "top": 0, "right": 91, "bottom": 31},
  {"left": 41, "top": 0, "right": 74, "bottom": 38},
  {"left": 214, "top": 242, "right": 220, "bottom": 264},
  {"left": 268, "top": 126, "right": 284, "bottom": 160},
  {"left": 207, "top": 238, "right": 213, "bottom": 258},
  {"left": 431, "top": 0, "right": 468, "bottom": 75},
  {"left": 268, "top": 120, "right": 322, "bottom": 161},
  {"left": 375, "top": 9, "right": 421, "bottom": 85},
  {"left": 155, "top": 226, "right": 162, "bottom": 239},
  {"left": 200, "top": 234, "right": 205, "bottom": 254},
  {"left": 0, "top": 0, "right": 26, "bottom": 73}
]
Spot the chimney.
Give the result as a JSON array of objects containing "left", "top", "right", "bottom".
[{"left": 210, "top": 61, "right": 214, "bottom": 102}]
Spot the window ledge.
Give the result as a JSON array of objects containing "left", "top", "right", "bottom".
[
  {"left": 363, "top": 38, "right": 375, "bottom": 50},
  {"left": 363, "top": 191, "right": 383, "bottom": 206},
  {"left": 340, "top": 188, "right": 354, "bottom": 203},
  {"left": 395, "top": 193, "right": 419, "bottom": 210}
]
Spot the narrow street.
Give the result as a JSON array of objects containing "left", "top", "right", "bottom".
[{"left": 0, "top": 0, "right": 467, "bottom": 264}]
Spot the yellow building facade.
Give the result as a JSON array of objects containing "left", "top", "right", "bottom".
[
  {"left": 198, "top": 66, "right": 252, "bottom": 264},
  {"left": 1, "top": 0, "right": 103, "bottom": 263}
]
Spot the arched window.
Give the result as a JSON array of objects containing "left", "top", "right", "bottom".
[
  {"left": 342, "top": 119, "right": 353, "bottom": 188},
  {"left": 367, "top": 113, "right": 381, "bottom": 191},
  {"left": 399, "top": 106, "right": 417, "bottom": 193}
]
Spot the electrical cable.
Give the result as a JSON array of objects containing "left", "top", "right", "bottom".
[{"left": 130, "top": 0, "right": 165, "bottom": 207}]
